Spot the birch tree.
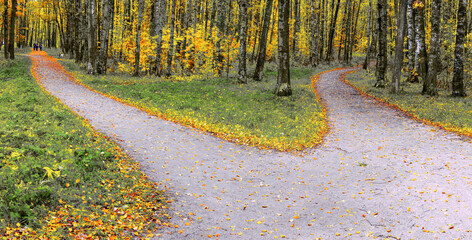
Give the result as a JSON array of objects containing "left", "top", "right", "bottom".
[
  {"left": 275, "top": 0, "right": 292, "bottom": 96},
  {"left": 237, "top": 0, "right": 247, "bottom": 84},
  {"left": 375, "top": 0, "right": 387, "bottom": 88}
]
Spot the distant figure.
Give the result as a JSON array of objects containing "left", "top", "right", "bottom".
[
  {"left": 33, "top": 43, "right": 37, "bottom": 51},
  {"left": 39, "top": 43, "right": 42, "bottom": 51}
]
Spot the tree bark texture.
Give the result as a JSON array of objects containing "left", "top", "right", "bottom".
[
  {"left": 8, "top": 0, "right": 17, "bottom": 59},
  {"left": 391, "top": 0, "right": 407, "bottom": 93},
  {"left": 451, "top": 0, "right": 467, "bottom": 97},
  {"left": 325, "top": 0, "right": 340, "bottom": 62},
  {"left": 375, "top": 0, "right": 387, "bottom": 88},
  {"left": 363, "top": 0, "right": 372, "bottom": 69},
  {"left": 87, "top": 0, "right": 97, "bottom": 74},
  {"left": 253, "top": 0, "right": 274, "bottom": 81},
  {"left": 3, "top": 0, "right": 9, "bottom": 59},
  {"left": 166, "top": 0, "right": 177, "bottom": 76},
  {"left": 237, "top": 0, "right": 247, "bottom": 84},
  {"left": 414, "top": 2, "right": 427, "bottom": 82},
  {"left": 97, "top": 0, "right": 114, "bottom": 74},
  {"left": 275, "top": 0, "right": 292, "bottom": 96},
  {"left": 406, "top": 0, "right": 417, "bottom": 82},
  {"left": 134, "top": 0, "right": 145, "bottom": 76},
  {"left": 154, "top": 0, "right": 166, "bottom": 76},
  {"left": 423, "top": 0, "right": 440, "bottom": 95}
]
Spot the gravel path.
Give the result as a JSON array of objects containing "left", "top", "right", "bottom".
[{"left": 30, "top": 52, "right": 472, "bottom": 239}]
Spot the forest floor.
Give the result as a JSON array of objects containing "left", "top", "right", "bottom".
[{"left": 29, "top": 50, "right": 472, "bottom": 239}]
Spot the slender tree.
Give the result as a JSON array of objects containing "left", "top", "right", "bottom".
[
  {"left": 154, "top": 0, "right": 166, "bottom": 76},
  {"left": 253, "top": 0, "right": 273, "bottom": 81},
  {"left": 87, "top": 0, "right": 97, "bottom": 74},
  {"left": 423, "top": 0, "right": 441, "bottom": 95},
  {"left": 3, "top": 0, "right": 9, "bottom": 59},
  {"left": 363, "top": 0, "right": 373, "bottom": 69},
  {"left": 8, "top": 0, "right": 17, "bottom": 59},
  {"left": 275, "top": 0, "right": 292, "bottom": 96},
  {"left": 166, "top": 0, "right": 177, "bottom": 76},
  {"left": 391, "top": 0, "right": 407, "bottom": 93},
  {"left": 237, "top": 0, "right": 247, "bottom": 84},
  {"left": 97, "top": 0, "right": 114, "bottom": 74},
  {"left": 325, "top": 0, "right": 341, "bottom": 62},
  {"left": 375, "top": 0, "right": 387, "bottom": 88},
  {"left": 414, "top": 0, "right": 427, "bottom": 82},
  {"left": 406, "top": 0, "right": 416, "bottom": 82},
  {"left": 133, "top": 0, "right": 145, "bottom": 76},
  {"left": 451, "top": 0, "right": 467, "bottom": 97}
]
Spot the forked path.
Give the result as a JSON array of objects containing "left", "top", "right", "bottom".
[{"left": 30, "top": 51, "right": 472, "bottom": 239}]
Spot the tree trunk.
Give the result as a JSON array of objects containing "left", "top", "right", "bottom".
[
  {"left": 291, "top": 0, "right": 300, "bottom": 60},
  {"left": 363, "top": 0, "right": 372, "bottom": 69},
  {"left": 87, "top": 0, "right": 97, "bottom": 74},
  {"left": 423, "top": 0, "right": 440, "bottom": 95},
  {"left": 309, "top": 0, "right": 319, "bottom": 67},
  {"left": 406, "top": 0, "right": 416, "bottom": 82},
  {"left": 414, "top": 1, "right": 427, "bottom": 82},
  {"left": 275, "top": 0, "right": 292, "bottom": 96},
  {"left": 325, "top": 0, "right": 341, "bottom": 62},
  {"left": 154, "top": 0, "right": 166, "bottom": 76},
  {"left": 451, "top": 0, "right": 467, "bottom": 97},
  {"left": 343, "top": 0, "right": 352, "bottom": 64},
  {"left": 391, "top": 0, "right": 407, "bottom": 93},
  {"left": 214, "top": 0, "right": 226, "bottom": 76},
  {"left": 253, "top": 0, "right": 273, "bottom": 81},
  {"left": 375, "top": 0, "right": 387, "bottom": 88},
  {"left": 97, "top": 0, "right": 114, "bottom": 74},
  {"left": 8, "top": 0, "right": 17, "bottom": 59},
  {"left": 133, "top": 0, "right": 145, "bottom": 76},
  {"left": 166, "top": 0, "right": 177, "bottom": 76},
  {"left": 237, "top": 0, "right": 247, "bottom": 84},
  {"left": 319, "top": 0, "right": 326, "bottom": 61},
  {"left": 3, "top": 0, "right": 9, "bottom": 59}
]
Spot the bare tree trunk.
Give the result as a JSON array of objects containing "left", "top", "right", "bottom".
[
  {"left": 406, "top": 0, "right": 416, "bottom": 82},
  {"left": 3, "top": 0, "right": 9, "bottom": 59},
  {"left": 8, "top": 0, "right": 17, "bottom": 59},
  {"left": 343, "top": 0, "right": 352, "bottom": 64},
  {"left": 275, "top": 0, "right": 292, "bottom": 96},
  {"left": 451, "top": 0, "right": 467, "bottom": 97},
  {"left": 166, "top": 0, "right": 177, "bottom": 76},
  {"left": 423, "top": 0, "right": 440, "bottom": 95},
  {"left": 309, "top": 0, "right": 319, "bottom": 67},
  {"left": 133, "top": 0, "right": 145, "bottom": 76},
  {"left": 154, "top": 0, "right": 166, "bottom": 76},
  {"left": 319, "top": 0, "right": 326, "bottom": 61},
  {"left": 292, "top": 0, "right": 300, "bottom": 60},
  {"left": 391, "top": 0, "right": 407, "bottom": 93},
  {"left": 325, "top": 0, "right": 341, "bottom": 62},
  {"left": 87, "top": 0, "right": 97, "bottom": 74},
  {"left": 237, "top": 0, "right": 247, "bottom": 84},
  {"left": 363, "top": 0, "right": 372, "bottom": 69},
  {"left": 375, "top": 0, "right": 387, "bottom": 88},
  {"left": 253, "top": 0, "right": 273, "bottom": 81},
  {"left": 214, "top": 0, "right": 226, "bottom": 76},
  {"left": 97, "top": 0, "right": 114, "bottom": 74},
  {"left": 414, "top": 1, "right": 427, "bottom": 82}
]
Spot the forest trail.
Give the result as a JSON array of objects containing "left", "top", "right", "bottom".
[{"left": 29, "top": 51, "right": 472, "bottom": 239}]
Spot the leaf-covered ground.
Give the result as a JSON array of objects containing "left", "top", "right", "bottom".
[
  {"left": 22, "top": 51, "right": 472, "bottom": 239},
  {"left": 0, "top": 53, "right": 166, "bottom": 239}
]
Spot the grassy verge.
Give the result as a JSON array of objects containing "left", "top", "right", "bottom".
[
  {"left": 345, "top": 70, "right": 472, "bottom": 137},
  {"left": 0, "top": 56, "right": 166, "bottom": 238},
  {"left": 56, "top": 55, "right": 363, "bottom": 151}
]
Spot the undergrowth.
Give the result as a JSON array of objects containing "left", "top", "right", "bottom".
[{"left": 0, "top": 55, "right": 166, "bottom": 239}]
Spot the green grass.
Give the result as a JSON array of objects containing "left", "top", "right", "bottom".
[
  {"left": 345, "top": 70, "right": 472, "bottom": 136},
  {"left": 57, "top": 56, "right": 364, "bottom": 151},
  {"left": 0, "top": 56, "right": 165, "bottom": 238}
]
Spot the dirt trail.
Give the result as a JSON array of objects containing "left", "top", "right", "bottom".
[{"left": 30, "top": 51, "right": 472, "bottom": 239}]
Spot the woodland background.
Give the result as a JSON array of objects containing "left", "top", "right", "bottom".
[{"left": 1, "top": 0, "right": 472, "bottom": 96}]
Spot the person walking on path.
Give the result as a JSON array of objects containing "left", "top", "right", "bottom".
[
  {"left": 33, "top": 43, "right": 37, "bottom": 51},
  {"left": 39, "top": 43, "right": 42, "bottom": 51}
]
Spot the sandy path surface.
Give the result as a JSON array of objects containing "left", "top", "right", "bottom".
[{"left": 30, "top": 52, "right": 472, "bottom": 239}]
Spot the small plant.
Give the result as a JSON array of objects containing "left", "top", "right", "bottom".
[{"left": 358, "top": 162, "right": 368, "bottom": 167}]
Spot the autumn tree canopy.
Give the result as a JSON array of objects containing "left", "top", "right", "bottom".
[{"left": 1, "top": 0, "right": 471, "bottom": 96}]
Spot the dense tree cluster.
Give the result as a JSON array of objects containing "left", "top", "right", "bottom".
[{"left": 1, "top": 0, "right": 471, "bottom": 96}]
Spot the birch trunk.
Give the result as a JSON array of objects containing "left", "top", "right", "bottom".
[
  {"left": 414, "top": 2, "right": 427, "bottom": 82},
  {"left": 237, "top": 0, "right": 248, "bottom": 84},
  {"left": 375, "top": 0, "right": 387, "bottom": 88},
  {"left": 423, "top": 0, "right": 440, "bottom": 95},
  {"left": 275, "top": 0, "right": 292, "bottom": 96},
  {"left": 391, "top": 0, "right": 407, "bottom": 93},
  {"left": 97, "top": 0, "right": 114, "bottom": 74},
  {"left": 133, "top": 0, "right": 145, "bottom": 76},
  {"left": 406, "top": 0, "right": 416, "bottom": 82},
  {"left": 253, "top": 0, "right": 274, "bottom": 81},
  {"left": 166, "top": 0, "right": 177, "bottom": 76},
  {"left": 87, "top": 0, "right": 97, "bottom": 74},
  {"left": 451, "top": 0, "right": 467, "bottom": 97},
  {"left": 154, "top": 0, "right": 166, "bottom": 76}
]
